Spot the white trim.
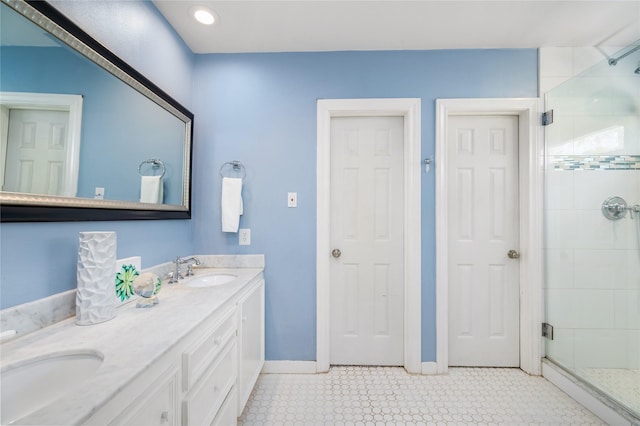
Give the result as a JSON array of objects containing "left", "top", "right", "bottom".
[
  {"left": 0, "top": 106, "right": 8, "bottom": 190},
  {"left": 0, "top": 92, "right": 83, "bottom": 197},
  {"left": 317, "top": 98, "right": 422, "bottom": 374},
  {"left": 542, "top": 361, "right": 632, "bottom": 425},
  {"left": 261, "top": 361, "right": 318, "bottom": 374},
  {"left": 421, "top": 362, "right": 438, "bottom": 375},
  {"left": 435, "top": 98, "right": 544, "bottom": 375}
]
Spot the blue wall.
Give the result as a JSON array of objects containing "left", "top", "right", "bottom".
[
  {"left": 0, "top": 1, "right": 195, "bottom": 308},
  {"left": 0, "top": 0, "right": 538, "bottom": 364},
  {"left": 191, "top": 49, "right": 538, "bottom": 362}
]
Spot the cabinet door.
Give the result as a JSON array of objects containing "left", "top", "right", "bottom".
[
  {"left": 211, "top": 386, "right": 237, "bottom": 426},
  {"left": 237, "top": 280, "right": 265, "bottom": 415},
  {"left": 110, "top": 368, "right": 180, "bottom": 426}
]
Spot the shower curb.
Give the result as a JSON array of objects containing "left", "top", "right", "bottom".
[{"left": 542, "top": 359, "right": 639, "bottom": 425}]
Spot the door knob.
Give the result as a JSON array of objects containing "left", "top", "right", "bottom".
[
  {"left": 331, "top": 249, "right": 342, "bottom": 258},
  {"left": 507, "top": 250, "right": 520, "bottom": 259}
]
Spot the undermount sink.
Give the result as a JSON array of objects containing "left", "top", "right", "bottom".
[
  {"left": 1, "top": 351, "right": 103, "bottom": 424},
  {"left": 186, "top": 273, "right": 238, "bottom": 288}
]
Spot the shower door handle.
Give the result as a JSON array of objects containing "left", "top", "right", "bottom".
[{"left": 507, "top": 250, "right": 520, "bottom": 259}]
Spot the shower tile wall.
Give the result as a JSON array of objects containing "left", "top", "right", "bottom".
[
  {"left": 539, "top": 46, "right": 629, "bottom": 94},
  {"left": 546, "top": 170, "right": 640, "bottom": 371},
  {"left": 542, "top": 46, "right": 640, "bottom": 372}
]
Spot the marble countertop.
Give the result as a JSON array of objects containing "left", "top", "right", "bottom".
[{"left": 0, "top": 262, "right": 264, "bottom": 425}]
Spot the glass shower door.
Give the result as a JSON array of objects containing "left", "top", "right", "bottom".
[{"left": 543, "top": 42, "right": 640, "bottom": 418}]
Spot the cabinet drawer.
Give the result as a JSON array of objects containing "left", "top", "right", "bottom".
[
  {"left": 183, "top": 340, "right": 237, "bottom": 426},
  {"left": 183, "top": 308, "right": 236, "bottom": 391}
]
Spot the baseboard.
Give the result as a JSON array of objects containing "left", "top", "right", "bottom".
[
  {"left": 262, "top": 361, "right": 440, "bottom": 375},
  {"left": 261, "top": 361, "right": 318, "bottom": 374},
  {"left": 542, "top": 360, "right": 635, "bottom": 426},
  {"left": 421, "top": 362, "right": 438, "bottom": 375}
]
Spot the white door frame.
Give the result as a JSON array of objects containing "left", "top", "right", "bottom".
[
  {"left": 317, "top": 98, "right": 422, "bottom": 374},
  {"left": 435, "top": 98, "right": 544, "bottom": 375},
  {"left": 0, "top": 92, "right": 83, "bottom": 197}
]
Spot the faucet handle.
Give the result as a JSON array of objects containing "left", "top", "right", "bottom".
[
  {"left": 186, "top": 264, "right": 195, "bottom": 276},
  {"left": 166, "top": 271, "right": 179, "bottom": 284}
]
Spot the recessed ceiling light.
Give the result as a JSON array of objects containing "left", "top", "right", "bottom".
[{"left": 193, "top": 7, "right": 215, "bottom": 25}]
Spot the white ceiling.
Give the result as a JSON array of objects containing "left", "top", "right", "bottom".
[{"left": 152, "top": 1, "right": 640, "bottom": 54}]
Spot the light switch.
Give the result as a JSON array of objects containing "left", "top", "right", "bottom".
[{"left": 288, "top": 192, "right": 297, "bottom": 208}]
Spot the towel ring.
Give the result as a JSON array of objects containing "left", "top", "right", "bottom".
[
  {"left": 219, "top": 160, "right": 246, "bottom": 180},
  {"left": 138, "top": 159, "right": 166, "bottom": 178}
]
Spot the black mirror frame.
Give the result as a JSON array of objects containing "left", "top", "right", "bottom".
[{"left": 0, "top": 0, "right": 193, "bottom": 222}]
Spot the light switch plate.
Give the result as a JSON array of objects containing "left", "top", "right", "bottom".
[
  {"left": 239, "top": 228, "right": 251, "bottom": 245},
  {"left": 288, "top": 192, "right": 297, "bottom": 208}
]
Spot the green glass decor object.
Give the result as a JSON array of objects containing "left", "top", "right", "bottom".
[{"left": 115, "top": 264, "right": 139, "bottom": 301}]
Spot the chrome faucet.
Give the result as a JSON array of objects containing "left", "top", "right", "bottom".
[
  {"left": 182, "top": 256, "right": 201, "bottom": 276},
  {"left": 168, "top": 256, "right": 201, "bottom": 283}
]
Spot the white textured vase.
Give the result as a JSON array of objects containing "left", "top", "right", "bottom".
[{"left": 76, "top": 231, "right": 117, "bottom": 325}]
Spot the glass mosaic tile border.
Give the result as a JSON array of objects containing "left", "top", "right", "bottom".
[{"left": 550, "top": 155, "right": 640, "bottom": 171}]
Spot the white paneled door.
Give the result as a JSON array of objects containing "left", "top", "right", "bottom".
[
  {"left": 3, "top": 108, "right": 69, "bottom": 195},
  {"left": 447, "top": 115, "right": 520, "bottom": 367},
  {"left": 329, "top": 116, "right": 404, "bottom": 366}
]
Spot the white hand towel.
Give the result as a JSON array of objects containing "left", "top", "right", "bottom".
[
  {"left": 221, "top": 177, "right": 243, "bottom": 232},
  {"left": 140, "top": 175, "right": 163, "bottom": 204}
]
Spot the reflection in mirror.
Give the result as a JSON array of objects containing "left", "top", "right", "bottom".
[
  {"left": 1, "top": 92, "right": 84, "bottom": 198},
  {"left": 0, "top": 0, "right": 193, "bottom": 221}
]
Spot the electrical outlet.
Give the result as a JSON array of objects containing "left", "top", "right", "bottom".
[
  {"left": 288, "top": 192, "right": 297, "bottom": 208},
  {"left": 239, "top": 228, "right": 251, "bottom": 245},
  {"left": 94, "top": 187, "right": 105, "bottom": 200}
]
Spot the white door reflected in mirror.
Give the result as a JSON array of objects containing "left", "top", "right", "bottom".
[
  {"left": 0, "top": 92, "right": 82, "bottom": 198},
  {"left": 4, "top": 109, "right": 69, "bottom": 195}
]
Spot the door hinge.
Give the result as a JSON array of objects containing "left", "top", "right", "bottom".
[
  {"left": 542, "top": 322, "right": 554, "bottom": 340},
  {"left": 542, "top": 110, "right": 554, "bottom": 126}
]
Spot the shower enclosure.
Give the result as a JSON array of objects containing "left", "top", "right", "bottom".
[{"left": 544, "top": 41, "right": 640, "bottom": 420}]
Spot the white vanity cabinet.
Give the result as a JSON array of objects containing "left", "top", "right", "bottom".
[
  {"left": 25, "top": 267, "right": 267, "bottom": 426},
  {"left": 89, "top": 305, "right": 240, "bottom": 426},
  {"left": 236, "top": 279, "right": 265, "bottom": 415}
]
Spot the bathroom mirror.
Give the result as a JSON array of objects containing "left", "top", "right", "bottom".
[{"left": 0, "top": 0, "right": 193, "bottom": 221}]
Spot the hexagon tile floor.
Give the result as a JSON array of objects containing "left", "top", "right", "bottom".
[
  {"left": 238, "top": 366, "right": 604, "bottom": 425},
  {"left": 574, "top": 368, "right": 640, "bottom": 416}
]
